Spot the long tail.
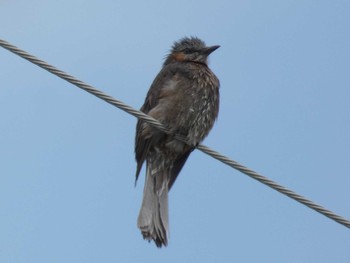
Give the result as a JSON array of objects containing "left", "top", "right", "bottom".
[{"left": 137, "top": 161, "right": 169, "bottom": 247}]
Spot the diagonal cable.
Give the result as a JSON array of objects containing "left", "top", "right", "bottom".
[{"left": 1, "top": 38, "right": 349, "bottom": 229}]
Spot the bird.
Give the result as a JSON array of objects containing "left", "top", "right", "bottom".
[{"left": 135, "top": 36, "right": 220, "bottom": 247}]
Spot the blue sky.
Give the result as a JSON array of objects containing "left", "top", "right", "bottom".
[{"left": 1, "top": 1, "right": 350, "bottom": 262}]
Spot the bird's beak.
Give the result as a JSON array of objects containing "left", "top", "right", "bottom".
[{"left": 201, "top": 45, "right": 220, "bottom": 56}]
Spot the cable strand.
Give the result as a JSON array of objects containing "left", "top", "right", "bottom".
[{"left": 1, "top": 38, "right": 349, "bottom": 229}]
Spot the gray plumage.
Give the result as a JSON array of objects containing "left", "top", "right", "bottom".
[{"left": 135, "top": 37, "right": 220, "bottom": 247}]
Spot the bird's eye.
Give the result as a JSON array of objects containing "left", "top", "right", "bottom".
[{"left": 182, "top": 48, "right": 194, "bottom": 54}]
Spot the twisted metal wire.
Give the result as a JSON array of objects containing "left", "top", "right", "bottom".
[{"left": 1, "top": 38, "right": 349, "bottom": 229}]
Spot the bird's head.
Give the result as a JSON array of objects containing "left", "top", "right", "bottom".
[{"left": 164, "top": 37, "right": 220, "bottom": 66}]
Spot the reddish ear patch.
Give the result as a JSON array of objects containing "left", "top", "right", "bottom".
[{"left": 172, "top": 52, "right": 186, "bottom": 61}]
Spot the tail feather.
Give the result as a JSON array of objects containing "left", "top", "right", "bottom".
[{"left": 137, "top": 162, "right": 169, "bottom": 247}]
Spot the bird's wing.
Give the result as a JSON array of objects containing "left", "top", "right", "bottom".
[
  {"left": 135, "top": 64, "right": 195, "bottom": 184},
  {"left": 168, "top": 149, "right": 193, "bottom": 190},
  {"left": 135, "top": 66, "right": 176, "bottom": 182}
]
